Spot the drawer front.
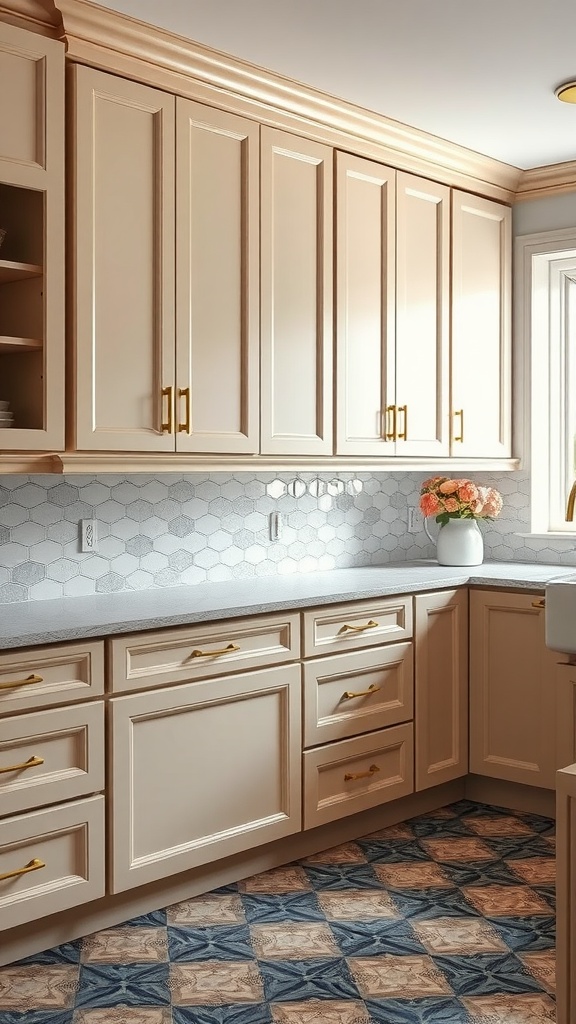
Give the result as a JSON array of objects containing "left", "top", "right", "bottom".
[
  {"left": 0, "top": 702, "right": 105, "bottom": 818},
  {"left": 108, "top": 613, "right": 300, "bottom": 693},
  {"left": 0, "top": 641, "right": 105, "bottom": 715},
  {"left": 303, "top": 597, "right": 412, "bottom": 657},
  {"left": 303, "top": 723, "right": 414, "bottom": 829},
  {"left": 0, "top": 795, "right": 105, "bottom": 931},
  {"left": 303, "top": 642, "right": 413, "bottom": 746}
]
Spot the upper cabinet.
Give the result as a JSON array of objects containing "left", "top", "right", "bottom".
[
  {"left": 335, "top": 155, "right": 451, "bottom": 458},
  {"left": 70, "top": 66, "right": 259, "bottom": 454},
  {"left": 451, "top": 192, "right": 512, "bottom": 458},
  {"left": 260, "top": 128, "right": 333, "bottom": 456},
  {"left": 0, "top": 21, "right": 64, "bottom": 451}
]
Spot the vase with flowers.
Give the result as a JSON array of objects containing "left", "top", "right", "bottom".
[{"left": 419, "top": 477, "right": 503, "bottom": 566}]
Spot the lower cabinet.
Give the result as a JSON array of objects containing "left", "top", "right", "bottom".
[
  {"left": 469, "top": 589, "right": 558, "bottom": 789},
  {"left": 414, "top": 589, "right": 468, "bottom": 790},
  {"left": 109, "top": 663, "right": 302, "bottom": 892}
]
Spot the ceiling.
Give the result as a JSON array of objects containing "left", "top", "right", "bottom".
[{"left": 95, "top": 0, "right": 576, "bottom": 171}]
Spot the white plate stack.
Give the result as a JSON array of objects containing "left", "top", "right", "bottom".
[{"left": 0, "top": 399, "right": 14, "bottom": 428}]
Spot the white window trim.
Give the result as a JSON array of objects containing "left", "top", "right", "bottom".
[{"left": 515, "top": 226, "right": 576, "bottom": 536}]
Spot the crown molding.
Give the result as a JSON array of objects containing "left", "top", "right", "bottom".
[
  {"left": 50, "top": 0, "right": 521, "bottom": 202},
  {"left": 516, "top": 160, "right": 576, "bottom": 201},
  {"left": 0, "top": 0, "right": 60, "bottom": 35}
]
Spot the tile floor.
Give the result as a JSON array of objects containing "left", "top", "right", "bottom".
[{"left": 0, "top": 800, "right": 556, "bottom": 1023}]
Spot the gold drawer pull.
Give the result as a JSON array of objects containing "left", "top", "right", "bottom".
[
  {"left": 0, "top": 754, "right": 44, "bottom": 775},
  {"left": 190, "top": 643, "right": 241, "bottom": 659},
  {"left": 161, "top": 385, "right": 174, "bottom": 433},
  {"left": 341, "top": 684, "right": 380, "bottom": 701},
  {"left": 344, "top": 763, "right": 380, "bottom": 782},
  {"left": 178, "top": 387, "right": 191, "bottom": 433},
  {"left": 0, "top": 673, "right": 43, "bottom": 691},
  {"left": 531, "top": 598, "right": 546, "bottom": 609},
  {"left": 0, "top": 857, "right": 45, "bottom": 883},
  {"left": 454, "top": 408, "right": 464, "bottom": 443},
  {"left": 385, "top": 404, "right": 397, "bottom": 441},
  {"left": 397, "top": 404, "right": 408, "bottom": 440},
  {"left": 339, "top": 620, "right": 378, "bottom": 634}
]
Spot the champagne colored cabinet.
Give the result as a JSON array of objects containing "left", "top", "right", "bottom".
[
  {"left": 260, "top": 127, "right": 333, "bottom": 455},
  {"left": 451, "top": 192, "right": 512, "bottom": 458},
  {"left": 414, "top": 589, "right": 468, "bottom": 790},
  {"left": 0, "top": 20, "right": 64, "bottom": 450},
  {"left": 70, "top": 67, "right": 259, "bottom": 454},
  {"left": 335, "top": 155, "right": 450, "bottom": 457},
  {"left": 469, "top": 589, "right": 557, "bottom": 789}
]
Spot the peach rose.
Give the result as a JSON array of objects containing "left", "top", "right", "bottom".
[
  {"left": 458, "top": 482, "right": 478, "bottom": 505},
  {"left": 420, "top": 492, "right": 440, "bottom": 517},
  {"left": 439, "top": 479, "right": 459, "bottom": 495},
  {"left": 482, "top": 488, "right": 503, "bottom": 517},
  {"left": 443, "top": 497, "right": 460, "bottom": 513}
]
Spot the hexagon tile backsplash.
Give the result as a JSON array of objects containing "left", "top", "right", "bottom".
[{"left": 0, "top": 470, "right": 574, "bottom": 603}]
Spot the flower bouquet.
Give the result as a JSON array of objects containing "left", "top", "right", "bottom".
[{"left": 419, "top": 477, "right": 503, "bottom": 526}]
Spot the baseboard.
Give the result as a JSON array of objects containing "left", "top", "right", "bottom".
[{"left": 465, "top": 774, "right": 556, "bottom": 818}]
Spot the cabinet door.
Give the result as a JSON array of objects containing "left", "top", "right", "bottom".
[
  {"left": 469, "top": 589, "right": 557, "bottom": 788},
  {"left": 0, "top": 21, "right": 64, "bottom": 450},
  {"left": 335, "top": 152, "right": 395, "bottom": 455},
  {"left": 176, "top": 100, "right": 259, "bottom": 453},
  {"left": 260, "top": 127, "right": 333, "bottom": 454},
  {"left": 415, "top": 589, "right": 468, "bottom": 790},
  {"left": 70, "top": 66, "right": 175, "bottom": 451},
  {"left": 451, "top": 192, "right": 511, "bottom": 457},
  {"left": 396, "top": 173, "right": 450, "bottom": 457},
  {"left": 110, "top": 664, "right": 301, "bottom": 892}
]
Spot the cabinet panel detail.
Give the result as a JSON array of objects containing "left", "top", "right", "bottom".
[
  {"left": 0, "top": 641, "right": 105, "bottom": 715},
  {"left": 303, "top": 597, "right": 412, "bottom": 657}
]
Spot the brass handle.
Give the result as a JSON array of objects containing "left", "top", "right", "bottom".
[
  {"left": 341, "top": 684, "right": 380, "bottom": 701},
  {"left": 344, "top": 763, "right": 380, "bottom": 782},
  {"left": 531, "top": 598, "right": 546, "bottom": 609},
  {"left": 178, "top": 387, "right": 191, "bottom": 433},
  {"left": 190, "top": 643, "right": 241, "bottom": 659},
  {"left": 386, "top": 405, "right": 397, "bottom": 440},
  {"left": 0, "top": 754, "right": 44, "bottom": 775},
  {"left": 0, "top": 858, "right": 45, "bottom": 883},
  {"left": 566, "top": 480, "right": 576, "bottom": 521},
  {"left": 0, "top": 673, "right": 43, "bottom": 691},
  {"left": 397, "top": 404, "right": 408, "bottom": 440},
  {"left": 161, "top": 385, "right": 174, "bottom": 434},
  {"left": 454, "top": 408, "right": 464, "bottom": 443},
  {"left": 338, "top": 620, "right": 378, "bottom": 634}
]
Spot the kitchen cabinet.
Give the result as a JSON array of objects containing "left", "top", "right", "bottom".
[
  {"left": 451, "top": 191, "right": 512, "bottom": 458},
  {"left": 70, "top": 66, "right": 259, "bottom": 454},
  {"left": 335, "top": 154, "right": 450, "bottom": 457},
  {"left": 260, "top": 127, "right": 333, "bottom": 455},
  {"left": 469, "top": 589, "right": 557, "bottom": 788},
  {"left": 0, "top": 20, "right": 65, "bottom": 450},
  {"left": 414, "top": 589, "right": 468, "bottom": 790}
]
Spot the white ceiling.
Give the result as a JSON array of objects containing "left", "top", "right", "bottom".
[{"left": 96, "top": 0, "right": 576, "bottom": 171}]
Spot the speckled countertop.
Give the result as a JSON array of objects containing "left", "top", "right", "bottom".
[{"left": 0, "top": 559, "right": 574, "bottom": 651}]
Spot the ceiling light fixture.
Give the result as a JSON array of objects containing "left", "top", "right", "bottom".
[{"left": 556, "top": 80, "right": 576, "bottom": 103}]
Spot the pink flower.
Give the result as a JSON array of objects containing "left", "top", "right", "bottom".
[
  {"left": 482, "top": 488, "right": 503, "bottom": 517},
  {"left": 443, "top": 497, "right": 460, "bottom": 513},
  {"left": 458, "top": 482, "right": 478, "bottom": 505},
  {"left": 439, "top": 479, "right": 459, "bottom": 495},
  {"left": 420, "top": 492, "right": 440, "bottom": 517}
]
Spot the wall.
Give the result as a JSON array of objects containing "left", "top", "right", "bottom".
[{"left": 0, "top": 469, "right": 574, "bottom": 604}]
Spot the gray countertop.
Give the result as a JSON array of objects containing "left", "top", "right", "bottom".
[{"left": 0, "top": 559, "right": 573, "bottom": 651}]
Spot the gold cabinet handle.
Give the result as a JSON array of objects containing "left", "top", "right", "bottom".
[
  {"left": 454, "top": 408, "right": 464, "bottom": 443},
  {"left": 178, "top": 387, "right": 191, "bottom": 433},
  {"left": 344, "top": 763, "right": 380, "bottom": 782},
  {"left": 0, "top": 754, "right": 44, "bottom": 775},
  {"left": 397, "top": 404, "right": 408, "bottom": 440},
  {"left": 341, "top": 684, "right": 380, "bottom": 701},
  {"left": 0, "top": 673, "right": 43, "bottom": 691},
  {"left": 385, "top": 405, "right": 397, "bottom": 440},
  {"left": 0, "top": 858, "right": 45, "bottom": 883},
  {"left": 161, "top": 385, "right": 174, "bottom": 433},
  {"left": 338, "top": 620, "right": 378, "bottom": 634},
  {"left": 531, "top": 598, "right": 546, "bottom": 609},
  {"left": 190, "top": 643, "right": 241, "bottom": 659}
]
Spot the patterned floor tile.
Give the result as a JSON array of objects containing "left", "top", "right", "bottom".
[
  {"left": 330, "top": 918, "right": 427, "bottom": 957},
  {"left": 463, "top": 885, "right": 553, "bottom": 917},
  {"left": 421, "top": 837, "right": 497, "bottom": 862},
  {"left": 434, "top": 952, "right": 543, "bottom": 996},
  {"left": 170, "top": 961, "right": 264, "bottom": 1005},
  {"left": 238, "top": 868, "right": 311, "bottom": 894},
  {"left": 81, "top": 928, "right": 168, "bottom": 963},
  {"left": 0, "top": 965, "right": 78, "bottom": 1010},
  {"left": 462, "top": 992, "right": 556, "bottom": 1021},
  {"left": 167, "top": 893, "right": 246, "bottom": 926},
  {"left": 168, "top": 925, "right": 254, "bottom": 962},
  {"left": 373, "top": 861, "right": 454, "bottom": 888},
  {"left": 519, "top": 950, "right": 556, "bottom": 992},
  {"left": 317, "top": 889, "right": 399, "bottom": 919},
  {"left": 73, "top": 1010, "right": 172, "bottom": 1023},
  {"left": 505, "top": 857, "right": 556, "bottom": 885},
  {"left": 74, "top": 965, "right": 170, "bottom": 1009},
  {"left": 259, "top": 958, "right": 361, "bottom": 1003},
  {"left": 242, "top": 893, "right": 325, "bottom": 923},
  {"left": 250, "top": 923, "right": 339, "bottom": 959},
  {"left": 467, "top": 817, "right": 535, "bottom": 837},
  {"left": 301, "top": 842, "right": 366, "bottom": 864},
  {"left": 347, "top": 953, "right": 453, "bottom": 997},
  {"left": 270, "top": 998, "right": 371, "bottom": 1022},
  {"left": 412, "top": 916, "right": 508, "bottom": 954}
]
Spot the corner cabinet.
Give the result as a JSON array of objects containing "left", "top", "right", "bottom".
[
  {"left": 0, "top": 21, "right": 65, "bottom": 450},
  {"left": 69, "top": 66, "right": 259, "bottom": 454}
]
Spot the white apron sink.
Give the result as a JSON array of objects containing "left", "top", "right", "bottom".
[{"left": 545, "top": 575, "right": 576, "bottom": 653}]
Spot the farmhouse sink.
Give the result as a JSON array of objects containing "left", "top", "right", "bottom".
[{"left": 545, "top": 574, "right": 576, "bottom": 653}]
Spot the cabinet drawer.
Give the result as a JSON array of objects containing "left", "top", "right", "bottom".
[
  {"left": 0, "top": 702, "right": 104, "bottom": 818},
  {"left": 303, "top": 723, "right": 414, "bottom": 829},
  {"left": 303, "top": 642, "right": 413, "bottom": 747},
  {"left": 0, "top": 795, "right": 105, "bottom": 931},
  {"left": 0, "top": 641, "right": 104, "bottom": 715},
  {"left": 303, "top": 597, "right": 412, "bottom": 657},
  {"left": 108, "top": 612, "right": 300, "bottom": 693}
]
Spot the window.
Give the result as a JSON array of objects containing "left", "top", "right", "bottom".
[{"left": 517, "top": 227, "right": 576, "bottom": 535}]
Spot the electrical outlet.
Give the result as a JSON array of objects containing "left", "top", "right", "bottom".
[
  {"left": 80, "top": 519, "right": 98, "bottom": 552},
  {"left": 407, "top": 506, "right": 420, "bottom": 533},
  {"left": 269, "top": 511, "right": 282, "bottom": 541}
]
